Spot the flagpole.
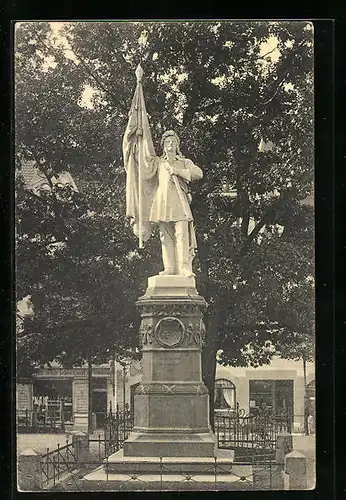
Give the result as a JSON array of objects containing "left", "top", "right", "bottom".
[{"left": 135, "top": 64, "right": 144, "bottom": 248}]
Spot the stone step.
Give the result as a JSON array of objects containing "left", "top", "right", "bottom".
[
  {"left": 105, "top": 448, "right": 235, "bottom": 474},
  {"left": 82, "top": 465, "right": 254, "bottom": 491}
]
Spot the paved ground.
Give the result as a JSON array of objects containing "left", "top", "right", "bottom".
[
  {"left": 17, "top": 429, "right": 105, "bottom": 455},
  {"left": 17, "top": 433, "right": 69, "bottom": 455},
  {"left": 292, "top": 434, "right": 316, "bottom": 490}
]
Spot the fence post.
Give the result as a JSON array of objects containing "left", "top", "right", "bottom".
[
  {"left": 272, "top": 431, "right": 293, "bottom": 490},
  {"left": 72, "top": 431, "right": 89, "bottom": 466},
  {"left": 284, "top": 450, "right": 307, "bottom": 490},
  {"left": 276, "top": 431, "right": 293, "bottom": 464},
  {"left": 17, "top": 448, "right": 43, "bottom": 491}
]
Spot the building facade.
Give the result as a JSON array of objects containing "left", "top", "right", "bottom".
[
  {"left": 214, "top": 356, "right": 315, "bottom": 432},
  {"left": 17, "top": 356, "right": 314, "bottom": 434},
  {"left": 16, "top": 360, "right": 141, "bottom": 432}
]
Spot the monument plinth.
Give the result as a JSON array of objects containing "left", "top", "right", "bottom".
[
  {"left": 82, "top": 276, "right": 235, "bottom": 489},
  {"left": 123, "top": 275, "right": 216, "bottom": 457}
]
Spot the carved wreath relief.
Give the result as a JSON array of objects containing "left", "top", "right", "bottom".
[
  {"left": 155, "top": 317, "right": 185, "bottom": 347},
  {"left": 139, "top": 315, "right": 206, "bottom": 348}
]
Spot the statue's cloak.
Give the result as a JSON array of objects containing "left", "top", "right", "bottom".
[{"left": 122, "top": 77, "right": 158, "bottom": 246}]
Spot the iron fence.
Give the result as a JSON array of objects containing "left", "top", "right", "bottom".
[
  {"left": 215, "top": 413, "right": 290, "bottom": 460},
  {"left": 98, "top": 407, "right": 290, "bottom": 462},
  {"left": 40, "top": 437, "right": 77, "bottom": 488},
  {"left": 43, "top": 455, "right": 280, "bottom": 491},
  {"left": 35, "top": 408, "right": 292, "bottom": 491},
  {"left": 102, "top": 406, "right": 134, "bottom": 456}
]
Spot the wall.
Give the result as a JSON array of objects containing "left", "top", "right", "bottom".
[
  {"left": 25, "top": 356, "right": 315, "bottom": 432},
  {"left": 215, "top": 356, "right": 315, "bottom": 430}
]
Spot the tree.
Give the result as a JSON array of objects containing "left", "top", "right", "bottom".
[
  {"left": 15, "top": 22, "right": 160, "bottom": 381},
  {"left": 15, "top": 21, "right": 314, "bottom": 424}
]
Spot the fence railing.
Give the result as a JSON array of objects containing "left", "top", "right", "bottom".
[
  {"left": 215, "top": 413, "right": 291, "bottom": 460},
  {"left": 40, "top": 437, "right": 77, "bottom": 487},
  {"left": 29, "top": 455, "right": 297, "bottom": 491},
  {"left": 18, "top": 422, "right": 303, "bottom": 491},
  {"left": 102, "top": 407, "right": 134, "bottom": 455},
  {"left": 98, "top": 408, "right": 290, "bottom": 462}
]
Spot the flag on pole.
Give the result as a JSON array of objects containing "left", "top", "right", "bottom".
[{"left": 123, "top": 64, "right": 157, "bottom": 248}]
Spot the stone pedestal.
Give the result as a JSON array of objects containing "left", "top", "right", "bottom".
[
  {"left": 276, "top": 432, "right": 293, "bottom": 465},
  {"left": 17, "top": 448, "right": 43, "bottom": 491},
  {"left": 284, "top": 451, "right": 307, "bottom": 490},
  {"left": 123, "top": 275, "right": 215, "bottom": 458},
  {"left": 71, "top": 431, "right": 89, "bottom": 464},
  {"left": 84, "top": 276, "right": 229, "bottom": 490}
]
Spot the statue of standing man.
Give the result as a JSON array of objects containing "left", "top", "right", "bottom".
[{"left": 123, "top": 65, "right": 203, "bottom": 277}]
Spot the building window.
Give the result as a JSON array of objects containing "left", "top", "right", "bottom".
[
  {"left": 33, "top": 379, "right": 73, "bottom": 423},
  {"left": 249, "top": 379, "right": 293, "bottom": 419},
  {"left": 214, "top": 379, "right": 236, "bottom": 410}
]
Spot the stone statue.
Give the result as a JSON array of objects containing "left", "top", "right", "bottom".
[
  {"left": 144, "top": 130, "right": 202, "bottom": 276},
  {"left": 123, "top": 65, "right": 203, "bottom": 277}
]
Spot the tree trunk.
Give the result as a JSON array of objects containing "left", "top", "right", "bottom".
[{"left": 88, "top": 355, "right": 93, "bottom": 434}]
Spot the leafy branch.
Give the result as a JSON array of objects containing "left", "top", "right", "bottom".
[{"left": 34, "top": 27, "right": 128, "bottom": 113}]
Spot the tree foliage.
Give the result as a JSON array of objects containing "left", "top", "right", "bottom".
[{"left": 15, "top": 21, "right": 314, "bottom": 387}]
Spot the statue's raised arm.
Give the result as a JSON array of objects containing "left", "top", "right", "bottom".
[{"left": 123, "top": 66, "right": 203, "bottom": 276}]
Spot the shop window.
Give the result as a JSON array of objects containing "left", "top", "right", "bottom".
[
  {"left": 214, "top": 379, "right": 236, "bottom": 410},
  {"left": 249, "top": 379, "right": 293, "bottom": 418},
  {"left": 32, "top": 379, "right": 73, "bottom": 422}
]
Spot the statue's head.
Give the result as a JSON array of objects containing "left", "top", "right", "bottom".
[{"left": 160, "top": 130, "right": 181, "bottom": 156}]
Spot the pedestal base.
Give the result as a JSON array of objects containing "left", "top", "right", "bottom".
[
  {"left": 143, "top": 275, "right": 201, "bottom": 299},
  {"left": 82, "top": 449, "right": 253, "bottom": 491},
  {"left": 123, "top": 431, "right": 216, "bottom": 457},
  {"left": 106, "top": 448, "right": 234, "bottom": 473}
]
